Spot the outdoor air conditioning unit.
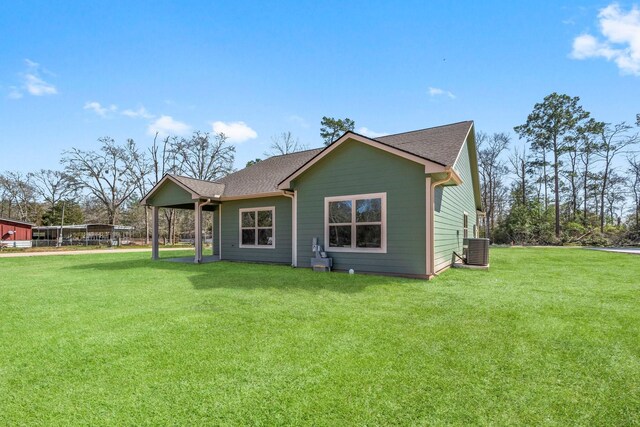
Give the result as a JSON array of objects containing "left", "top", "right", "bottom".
[{"left": 463, "top": 238, "right": 489, "bottom": 266}]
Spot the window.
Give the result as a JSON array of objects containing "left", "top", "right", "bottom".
[
  {"left": 463, "top": 212, "right": 469, "bottom": 239},
  {"left": 325, "top": 193, "right": 386, "bottom": 253},
  {"left": 239, "top": 207, "right": 275, "bottom": 248}
]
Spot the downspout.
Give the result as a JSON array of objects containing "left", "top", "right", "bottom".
[
  {"left": 428, "top": 170, "right": 454, "bottom": 276},
  {"left": 282, "top": 190, "right": 297, "bottom": 267}
]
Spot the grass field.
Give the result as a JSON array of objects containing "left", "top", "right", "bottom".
[{"left": 1, "top": 248, "right": 639, "bottom": 425}]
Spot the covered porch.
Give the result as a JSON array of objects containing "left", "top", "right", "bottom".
[{"left": 141, "top": 174, "right": 224, "bottom": 264}]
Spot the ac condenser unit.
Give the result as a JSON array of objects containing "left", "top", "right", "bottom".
[{"left": 463, "top": 238, "right": 490, "bottom": 266}]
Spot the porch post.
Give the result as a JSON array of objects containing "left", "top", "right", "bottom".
[
  {"left": 152, "top": 206, "right": 159, "bottom": 260},
  {"left": 212, "top": 211, "right": 215, "bottom": 255},
  {"left": 194, "top": 201, "right": 202, "bottom": 263}
]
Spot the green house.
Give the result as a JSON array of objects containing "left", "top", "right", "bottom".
[{"left": 142, "top": 121, "right": 482, "bottom": 278}]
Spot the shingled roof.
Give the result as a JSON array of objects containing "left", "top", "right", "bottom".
[
  {"left": 374, "top": 121, "right": 473, "bottom": 166},
  {"left": 161, "top": 121, "right": 473, "bottom": 199},
  {"left": 169, "top": 174, "right": 226, "bottom": 198},
  {"left": 216, "top": 148, "right": 323, "bottom": 197}
]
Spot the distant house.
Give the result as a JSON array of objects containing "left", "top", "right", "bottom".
[
  {"left": 142, "top": 121, "right": 482, "bottom": 278},
  {"left": 0, "top": 218, "right": 34, "bottom": 248}
]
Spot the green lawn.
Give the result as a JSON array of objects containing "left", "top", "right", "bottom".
[{"left": 1, "top": 248, "right": 639, "bottom": 425}]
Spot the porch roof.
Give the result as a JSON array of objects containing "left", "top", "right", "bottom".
[{"left": 141, "top": 174, "right": 222, "bottom": 209}]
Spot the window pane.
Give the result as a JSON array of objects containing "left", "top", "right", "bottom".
[
  {"left": 257, "top": 210, "right": 272, "bottom": 227},
  {"left": 242, "top": 211, "right": 255, "bottom": 228},
  {"left": 258, "top": 228, "right": 273, "bottom": 245},
  {"left": 356, "top": 198, "right": 381, "bottom": 222},
  {"left": 329, "top": 200, "right": 352, "bottom": 223},
  {"left": 356, "top": 224, "right": 381, "bottom": 248},
  {"left": 329, "top": 225, "right": 351, "bottom": 247},
  {"left": 241, "top": 229, "right": 255, "bottom": 245}
]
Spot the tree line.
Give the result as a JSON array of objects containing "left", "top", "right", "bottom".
[
  {"left": 0, "top": 132, "right": 235, "bottom": 244},
  {"left": 479, "top": 92, "right": 640, "bottom": 246},
  {"left": 4, "top": 102, "right": 637, "bottom": 247}
]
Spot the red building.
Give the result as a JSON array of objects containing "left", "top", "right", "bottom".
[{"left": 0, "top": 218, "right": 34, "bottom": 248}]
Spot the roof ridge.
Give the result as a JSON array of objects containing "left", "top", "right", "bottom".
[
  {"left": 375, "top": 120, "right": 473, "bottom": 140},
  {"left": 169, "top": 173, "right": 224, "bottom": 184},
  {"left": 263, "top": 147, "right": 323, "bottom": 160}
]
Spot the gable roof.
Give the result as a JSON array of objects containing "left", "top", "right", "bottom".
[
  {"left": 277, "top": 121, "right": 474, "bottom": 190},
  {"left": 140, "top": 173, "right": 226, "bottom": 205},
  {"left": 215, "top": 148, "right": 322, "bottom": 197},
  {"left": 170, "top": 174, "right": 226, "bottom": 198},
  {"left": 374, "top": 121, "right": 473, "bottom": 167},
  {"left": 142, "top": 121, "right": 476, "bottom": 203}
]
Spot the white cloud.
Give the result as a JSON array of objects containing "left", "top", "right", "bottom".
[
  {"left": 428, "top": 86, "right": 456, "bottom": 99},
  {"left": 122, "top": 106, "right": 154, "bottom": 119},
  {"left": 357, "top": 127, "right": 387, "bottom": 138},
  {"left": 148, "top": 115, "right": 191, "bottom": 136},
  {"left": 9, "top": 59, "right": 58, "bottom": 98},
  {"left": 24, "top": 74, "right": 58, "bottom": 95},
  {"left": 570, "top": 3, "right": 640, "bottom": 75},
  {"left": 7, "top": 86, "right": 23, "bottom": 99},
  {"left": 211, "top": 121, "right": 257, "bottom": 143},
  {"left": 84, "top": 101, "right": 117, "bottom": 117}
]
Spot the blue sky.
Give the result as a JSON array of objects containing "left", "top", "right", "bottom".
[{"left": 1, "top": 1, "right": 639, "bottom": 173}]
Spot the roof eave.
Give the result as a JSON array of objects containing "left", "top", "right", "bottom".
[{"left": 140, "top": 174, "right": 211, "bottom": 206}]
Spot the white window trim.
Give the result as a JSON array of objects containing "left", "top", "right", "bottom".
[
  {"left": 239, "top": 206, "right": 276, "bottom": 249},
  {"left": 463, "top": 211, "right": 469, "bottom": 239},
  {"left": 324, "top": 192, "right": 387, "bottom": 254}
]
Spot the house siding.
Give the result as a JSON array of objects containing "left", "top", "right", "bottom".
[
  {"left": 432, "top": 139, "right": 478, "bottom": 272},
  {"left": 219, "top": 196, "right": 292, "bottom": 264},
  {"left": 146, "top": 181, "right": 193, "bottom": 206},
  {"left": 293, "top": 139, "right": 427, "bottom": 276}
]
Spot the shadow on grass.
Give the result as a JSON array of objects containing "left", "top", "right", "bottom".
[{"left": 63, "top": 256, "right": 387, "bottom": 294}]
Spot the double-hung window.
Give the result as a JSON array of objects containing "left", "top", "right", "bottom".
[
  {"left": 239, "top": 207, "right": 275, "bottom": 248},
  {"left": 325, "top": 193, "right": 386, "bottom": 253}
]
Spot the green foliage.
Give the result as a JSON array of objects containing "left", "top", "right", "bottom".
[
  {"left": 40, "top": 201, "right": 84, "bottom": 226},
  {"left": 1, "top": 248, "right": 639, "bottom": 424},
  {"left": 320, "top": 116, "right": 355, "bottom": 146},
  {"left": 494, "top": 200, "right": 556, "bottom": 245},
  {"left": 246, "top": 158, "right": 262, "bottom": 167}
]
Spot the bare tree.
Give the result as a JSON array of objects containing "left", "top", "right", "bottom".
[
  {"left": 604, "top": 173, "right": 627, "bottom": 227},
  {"left": 265, "top": 131, "right": 307, "bottom": 156},
  {"left": 28, "top": 169, "right": 75, "bottom": 213},
  {"left": 127, "top": 141, "right": 152, "bottom": 243},
  {"left": 477, "top": 132, "right": 510, "bottom": 240},
  {"left": 509, "top": 147, "right": 529, "bottom": 207},
  {"left": 61, "top": 137, "right": 139, "bottom": 225},
  {"left": 173, "top": 131, "right": 235, "bottom": 181},
  {"left": 0, "top": 171, "right": 36, "bottom": 221},
  {"left": 595, "top": 122, "right": 639, "bottom": 231},
  {"left": 578, "top": 121, "right": 603, "bottom": 226},
  {"left": 149, "top": 133, "right": 182, "bottom": 245}
]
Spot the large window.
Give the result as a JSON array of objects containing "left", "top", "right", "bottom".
[
  {"left": 239, "top": 207, "right": 275, "bottom": 248},
  {"left": 325, "top": 193, "right": 386, "bottom": 253}
]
